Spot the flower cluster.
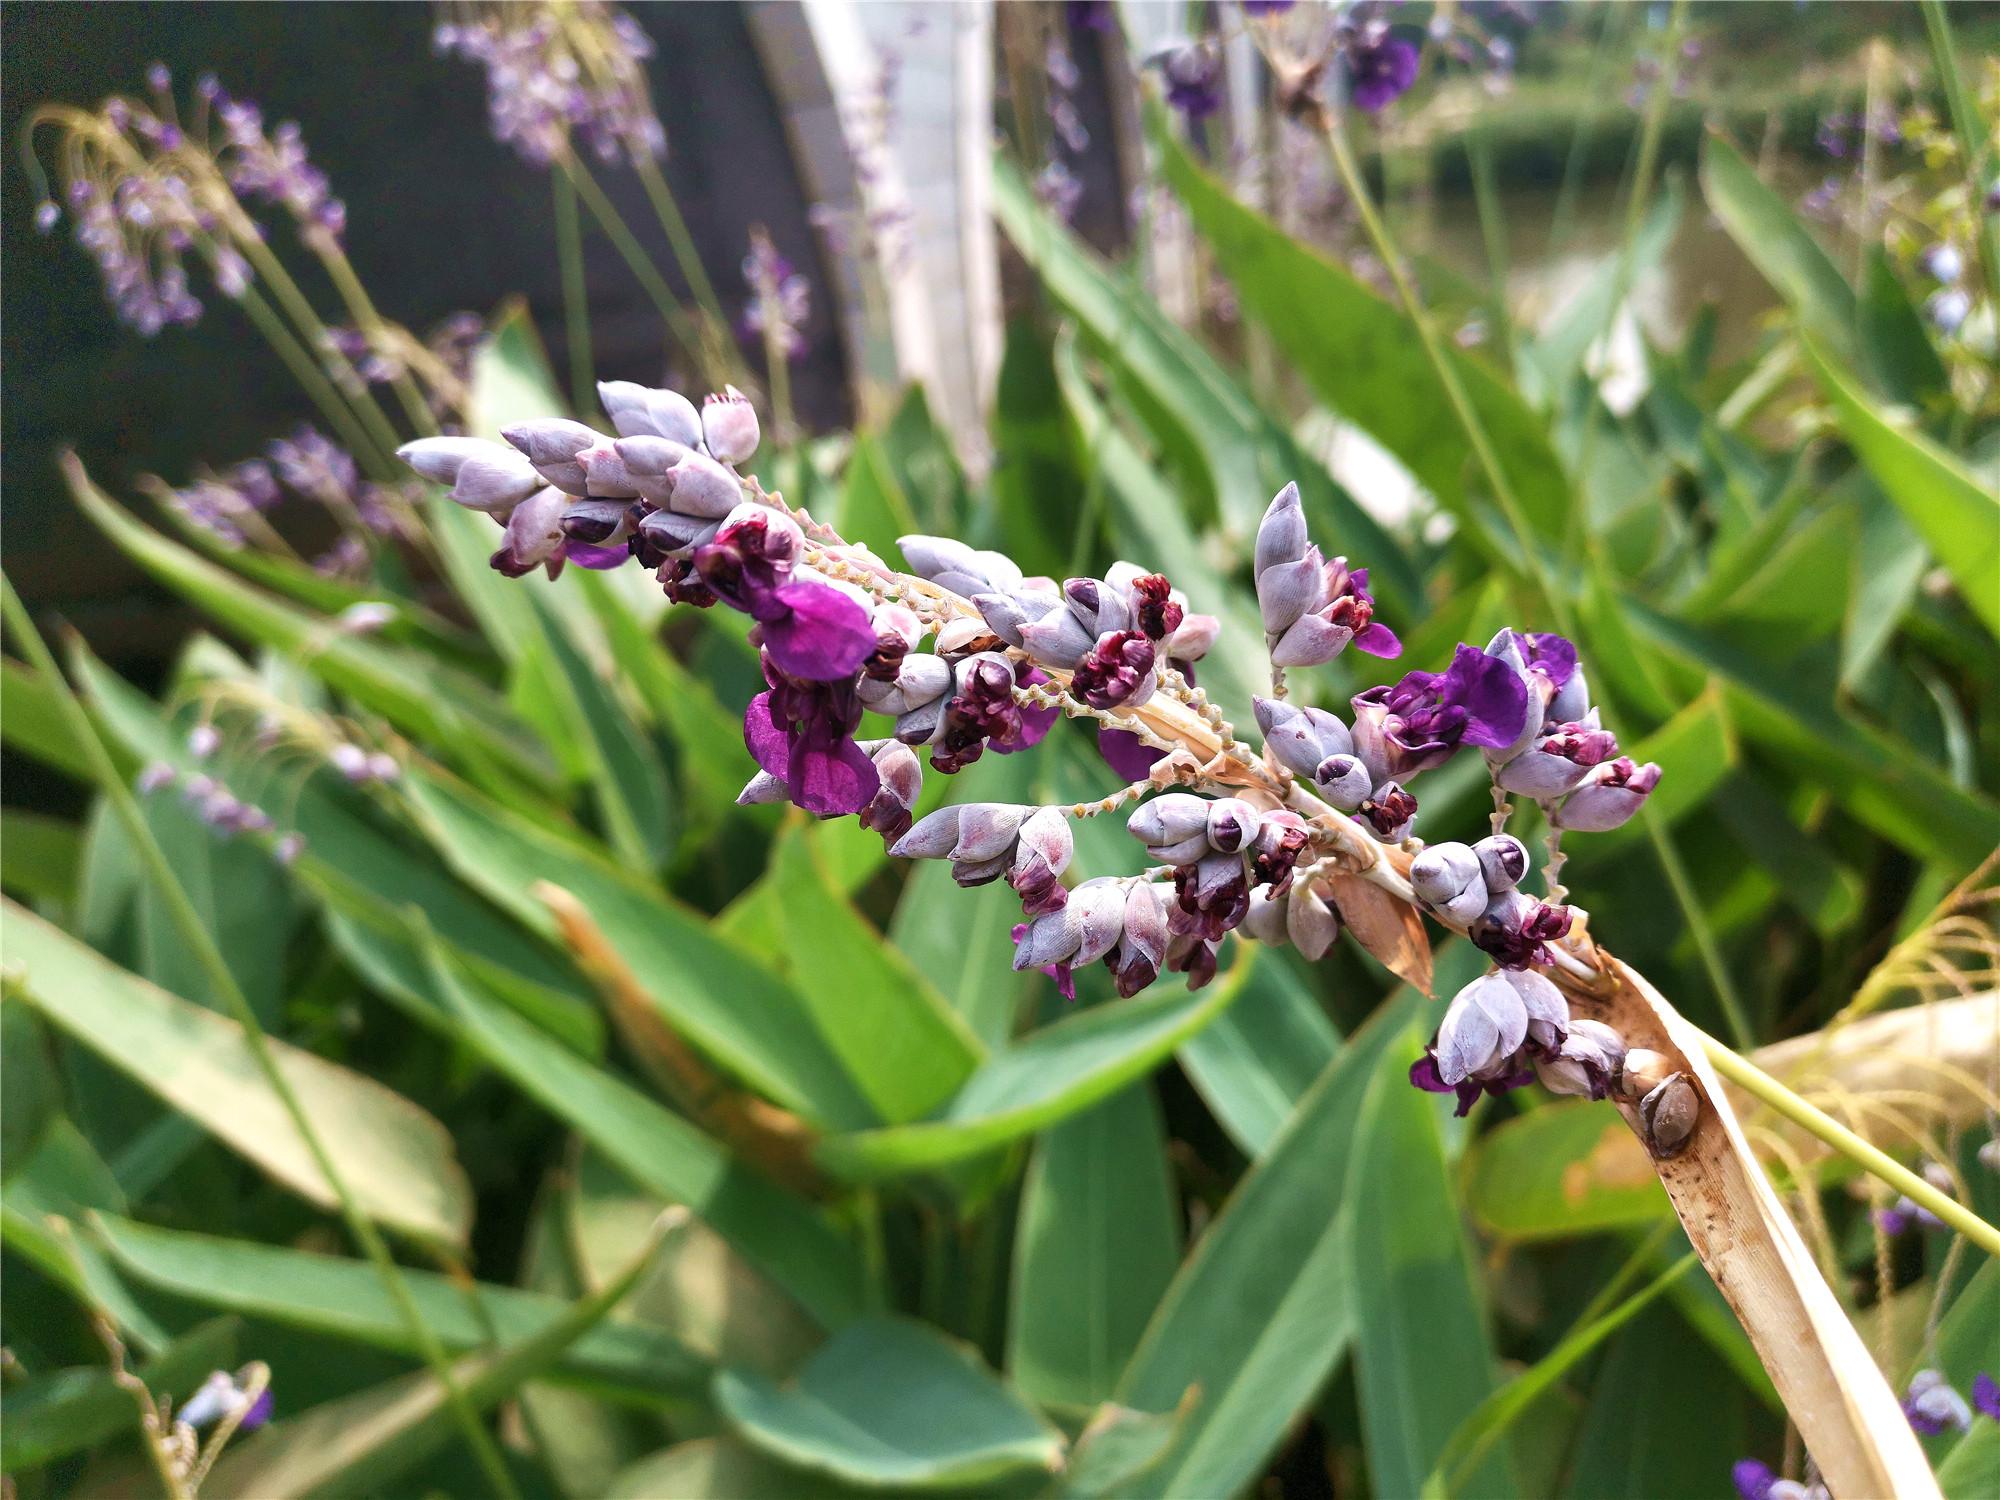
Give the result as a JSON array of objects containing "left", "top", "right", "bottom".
[
  {"left": 396, "top": 390, "right": 1659, "bottom": 1050},
  {"left": 433, "top": 1, "right": 665, "bottom": 168},
  {"left": 742, "top": 230, "right": 812, "bottom": 363}
]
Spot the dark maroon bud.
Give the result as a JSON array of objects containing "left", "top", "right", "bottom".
[
  {"left": 932, "top": 652, "right": 1024, "bottom": 774},
  {"left": 1071, "top": 630, "right": 1157, "bottom": 709},
  {"left": 560, "top": 498, "right": 630, "bottom": 545},
  {"left": 1358, "top": 783, "right": 1417, "bottom": 841},
  {"left": 1249, "top": 815, "right": 1311, "bottom": 893},
  {"left": 1165, "top": 931, "right": 1220, "bottom": 990},
  {"left": 658, "top": 556, "right": 718, "bottom": 609},
  {"left": 1171, "top": 853, "right": 1251, "bottom": 941},
  {"left": 1131, "top": 573, "right": 1185, "bottom": 641}
]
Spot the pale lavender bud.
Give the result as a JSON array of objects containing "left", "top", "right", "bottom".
[
  {"left": 859, "top": 740, "right": 923, "bottom": 845},
  {"left": 329, "top": 743, "right": 370, "bottom": 782},
  {"left": 576, "top": 442, "right": 642, "bottom": 499},
  {"left": 1436, "top": 972, "right": 1527, "bottom": 1086},
  {"left": 895, "top": 700, "right": 946, "bottom": 745},
  {"left": 187, "top": 723, "right": 220, "bottom": 758},
  {"left": 1016, "top": 606, "right": 1098, "bottom": 669},
  {"left": 897, "top": 534, "right": 981, "bottom": 585},
  {"left": 736, "top": 769, "right": 791, "bottom": 805},
  {"left": 1554, "top": 758, "right": 1661, "bottom": 832},
  {"left": 1063, "top": 577, "right": 1131, "bottom": 636},
  {"left": 1927, "top": 287, "right": 1972, "bottom": 335},
  {"left": 1410, "top": 841, "right": 1487, "bottom": 924},
  {"left": 560, "top": 498, "right": 633, "bottom": 546},
  {"left": 1128, "top": 793, "right": 1212, "bottom": 861},
  {"left": 1904, "top": 1369, "right": 1972, "bottom": 1436},
  {"left": 365, "top": 752, "right": 400, "bottom": 783},
  {"left": 1164, "top": 612, "right": 1219, "bottom": 663},
  {"left": 1533, "top": 1018, "right": 1625, "bottom": 1099},
  {"left": 1111, "top": 882, "right": 1168, "bottom": 996},
  {"left": 1254, "top": 697, "right": 1351, "bottom": 781},
  {"left": 501, "top": 418, "right": 603, "bottom": 495},
  {"left": 1315, "top": 754, "right": 1373, "bottom": 810},
  {"left": 858, "top": 654, "right": 952, "bottom": 715},
  {"left": 891, "top": 805, "right": 963, "bottom": 860},
  {"left": 1494, "top": 716, "right": 1619, "bottom": 800},
  {"left": 972, "top": 589, "right": 1058, "bottom": 649},
  {"left": 274, "top": 831, "right": 306, "bottom": 865},
  {"left": 491, "top": 487, "right": 568, "bottom": 576},
  {"left": 1919, "top": 243, "right": 1964, "bottom": 284},
  {"left": 598, "top": 381, "right": 701, "bottom": 446},
  {"left": 1244, "top": 885, "right": 1290, "bottom": 946},
  {"left": 1070, "top": 879, "right": 1129, "bottom": 966},
  {"left": 1472, "top": 834, "right": 1528, "bottom": 892},
  {"left": 700, "top": 387, "right": 760, "bottom": 464},
  {"left": 1258, "top": 545, "right": 1326, "bottom": 637},
  {"left": 952, "top": 803, "right": 1030, "bottom": 863},
  {"left": 1205, "top": 798, "right": 1263, "bottom": 854},
  {"left": 1254, "top": 482, "right": 1308, "bottom": 577},
  {"left": 136, "top": 761, "right": 177, "bottom": 794},
  {"left": 398, "top": 437, "right": 543, "bottom": 514},
  {"left": 1011, "top": 807, "right": 1074, "bottom": 915},
  {"left": 1287, "top": 880, "right": 1340, "bottom": 959},
  {"left": 1014, "top": 902, "right": 1083, "bottom": 969},
  {"left": 639, "top": 509, "right": 720, "bottom": 554},
  {"left": 662, "top": 451, "right": 743, "bottom": 519},
  {"left": 336, "top": 601, "right": 397, "bottom": 634}
]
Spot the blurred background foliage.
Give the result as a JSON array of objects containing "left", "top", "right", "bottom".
[{"left": 3, "top": 3, "right": 1997, "bottom": 1498}]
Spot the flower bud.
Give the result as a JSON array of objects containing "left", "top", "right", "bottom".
[
  {"left": 598, "top": 381, "right": 702, "bottom": 446},
  {"left": 502, "top": 418, "right": 602, "bottom": 495},
  {"left": 1014, "top": 903, "right": 1083, "bottom": 970},
  {"left": 1533, "top": 1018, "right": 1625, "bottom": 1099},
  {"left": 890, "top": 805, "right": 963, "bottom": 860},
  {"left": 857, "top": 654, "right": 952, "bottom": 715},
  {"left": 1070, "top": 879, "right": 1129, "bottom": 966},
  {"left": 639, "top": 509, "right": 719, "bottom": 554},
  {"left": 1016, "top": 606, "right": 1098, "bottom": 669},
  {"left": 1471, "top": 834, "right": 1528, "bottom": 892},
  {"left": 1315, "top": 754, "right": 1373, "bottom": 810},
  {"left": 1436, "top": 969, "right": 1566, "bottom": 1086},
  {"left": 1164, "top": 612, "right": 1219, "bottom": 663},
  {"left": 1205, "top": 798, "right": 1263, "bottom": 854},
  {"left": 1637, "top": 1072, "right": 1699, "bottom": 1158},
  {"left": 736, "top": 769, "right": 791, "bottom": 805},
  {"left": 1072, "top": 630, "right": 1157, "bottom": 709},
  {"left": 1554, "top": 758, "right": 1661, "bottom": 832},
  {"left": 1243, "top": 885, "right": 1290, "bottom": 946},
  {"left": 894, "top": 700, "right": 946, "bottom": 746},
  {"left": 1357, "top": 782, "right": 1417, "bottom": 842},
  {"left": 1258, "top": 546, "right": 1327, "bottom": 637},
  {"left": 1617, "top": 1047, "right": 1674, "bottom": 1101},
  {"left": 397, "top": 437, "right": 542, "bottom": 514},
  {"left": 1904, "top": 1370, "right": 1972, "bottom": 1436},
  {"left": 858, "top": 741, "right": 923, "bottom": 845},
  {"left": 701, "top": 387, "right": 760, "bottom": 464},
  {"left": 1286, "top": 880, "right": 1340, "bottom": 959},
  {"left": 1254, "top": 696, "right": 1351, "bottom": 781},
  {"left": 1110, "top": 883, "right": 1168, "bottom": 997},
  {"left": 1410, "top": 841, "right": 1482, "bottom": 907},
  {"left": 560, "top": 498, "right": 632, "bottom": 546},
  {"left": 952, "top": 803, "right": 1029, "bottom": 863},
  {"left": 490, "top": 487, "right": 568, "bottom": 577},
  {"left": 575, "top": 441, "right": 642, "bottom": 498},
  {"left": 1010, "top": 807, "right": 1074, "bottom": 916},
  {"left": 662, "top": 451, "right": 744, "bottom": 519},
  {"left": 935, "top": 617, "right": 1001, "bottom": 657},
  {"left": 1494, "top": 717, "right": 1619, "bottom": 800},
  {"left": 1254, "top": 482, "right": 1308, "bottom": 578},
  {"left": 1128, "top": 794, "right": 1212, "bottom": 864},
  {"left": 973, "top": 589, "right": 1058, "bottom": 649}
]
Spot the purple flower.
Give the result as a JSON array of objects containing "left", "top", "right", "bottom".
[
  {"left": 760, "top": 581, "right": 876, "bottom": 683},
  {"left": 1072, "top": 630, "right": 1158, "bottom": 710},
  {"left": 1974, "top": 1372, "right": 1999, "bottom": 1421},
  {"left": 1411, "top": 967, "right": 1567, "bottom": 1115},
  {"left": 1161, "top": 42, "right": 1223, "bottom": 121},
  {"left": 1732, "top": 1459, "right": 1777, "bottom": 1500},
  {"left": 1904, "top": 1369, "right": 1972, "bottom": 1436},
  {"left": 1347, "top": 29, "right": 1421, "bottom": 113},
  {"left": 1067, "top": 1, "right": 1115, "bottom": 32},
  {"left": 1471, "top": 890, "right": 1574, "bottom": 969},
  {"left": 1493, "top": 718, "right": 1620, "bottom": 799},
  {"left": 932, "top": 654, "right": 1035, "bottom": 773},
  {"left": 693, "top": 507, "right": 802, "bottom": 615},
  {"left": 1553, "top": 757, "right": 1661, "bottom": 833},
  {"left": 744, "top": 671, "right": 878, "bottom": 818},
  {"left": 1097, "top": 726, "right": 1164, "bottom": 781},
  {"left": 1242, "top": 0, "right": 1296, "bottom": 13},
  {"left": 1351, "top": 644, "right": 1528, "bottom": 782}
]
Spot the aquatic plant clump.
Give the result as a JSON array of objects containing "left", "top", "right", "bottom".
[{"left": 399, "top": 383, "right": 1675, "bottom": 1126}]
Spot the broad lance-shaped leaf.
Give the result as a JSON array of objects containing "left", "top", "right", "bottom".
[
  {"left": 1465, "top": 1100, "right": 1670, "bottom": 1241},
  {"left": 1176, "top": 954, "right": 1341, "bottom": 1159},
  {"left": 766, "top": 824, "right": 983, "bottom": 1125},
  {"left": 199, "top": 1205, "right": 674, "bottom": 1500},
  {"left": 1800, "top": 335, "right": 2000, "bottom": 638},
  {"left": 1, "top": 900, "right": 471, "bottom": 1247},
  {"left": 1348, "top": 1023, "right": 1518, "bottom": 1500},
  {"left": 814, "top": 955, "right": 1256, "bottom": 1183},
  {"left": 1699, "top": 133, "right": 1857, "bottom": 364},
  {"left": 716, "top": 1317, "right": 1065, "bottom": 1489},
  {"left": 422, "top": 945, "right": 870, "bottom": 1330},
  {"left": 401, "top": 765, "right": 878, "bottom": 1130},
  {"left": 60, "top": 454, "right": 557, "bottom": 798},
  {"left": 1008, "top": 1084, "right": 1182, "bottom": 1409},
  {"left": 1151, "top": 109, "right": 1571, "bottom": 554},
  {"left": 608, "top": 1438, "right": 863, "bottom": 1499},
  {"left": 91, "top": 1214, "right": 707, "bottom": 1406},
  {"left": 992, "top": 153, "right": 1422, "bottom": 616},
  {"left": 1110, "top": 986, "right": 1428, "bottom": 1500}
]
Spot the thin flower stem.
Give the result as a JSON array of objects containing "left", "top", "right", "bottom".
[
  {"left": 1644, "top": 807, "right": 1755, "bottom": 1050},
  {"left": 234, "top": 282, "right": 396, "bottom": 477},
  {"left": 1546, "top": 2, "right": 1622, "bottom": 254},
  {"left": 632, "top": 155, "right": 731, "bottom": 342},
  {"left": 561, "top": 154, "right": 708, "bottom": 378},
  {"left": 1311, "top": 104, "right": 1577, "bottom": 641},
  {"left": 1466, "top": 128, "right": 1514, "bottom": 363},
  {"left": 553, "top": 168, "right": 596, "bottom": 417},
  {"left": 311, "top": 238, "right": 442, "bottom": 439},
  {"left": 0, "top": 580, "right": 525, "bottom": 1500},
  {"left": 1919, "top": 0, "right": 2000, "bottom": 315},
  {"left": 1700, "top": 1030, "right": 2000, "bottom": 1259}
]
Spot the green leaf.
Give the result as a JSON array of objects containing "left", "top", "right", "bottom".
[
  {"left": 1856, "top": 247, "right": 1949, "bottom": 408},
  {"left": 608, "top": 1438, "right": 861, "bottom": 1499},
  {"left": 2, "top": 899, "right": 472, "bottom": 1247},
  {"left": 423, "top": 947, "right": 870, "bottom": 1329},
  {"left": 1941, "top": 1425, "right": 2000, "bottom": 1500},
  {"left": 0, "top": 809, "right": 82, "bottom": 906},
  {"left": 1051, "top": 1401, "right": 1192, "bottom": 1500},
  {"left": 402, "top": 766, "right": 876, "bottom": 1129},
  {"left": 1154, "top": 114, "right": 1571, "bottom": 551},
  {"left": 1176, "top": 952, "right": 1339, "bottom": 1159},
  {"left": 1559, "top": 1303, "right": 1748, "bottom": 1499},
  {"left": 1699, "top": 133, "right": 1855, "bottom": 361},
  {"left": 1620, "top": 600, "right": 2000, "bottom": 869},
  {"left": 1008, "top": 1084, "right": 1182, "bottom": 1409},
  {"left": 200, "top": 1207, "right": 671, "bottom": 1500},
  {"left": 1112, "top": 989, "right": 1424, "bottom": 1500},
  {"left": 766, "top": 824, "right": 982, "bottom": 1124},
  {"left": 91, "top": 1214, "right": 705, "bottom": 1405},
  {"left": 836, "top": 432, "right": 923, "bottom": 563},
  {"left": 993, "top": 155, "right": 1421, "bottom": 611},
  {"left": 814, "top": 955, "right": 1255, "bottom": 1183},
  {"left": 1464, "top": 1101, "right": 1671, "bottom": 1241},
  {"left": 991, "top": 320, "right": 1089, "bottom": 579},
  {"left": 1800, "top": 335, "right": 2000, "bottom": 637},
  {"left": 0, "top": 1316, "right": 238, "bottom": 1472},
  {"left": 1349, "top": 1023, "right": 1517, "bottom": 1500},
  {"left": 717, "top": 1317, "right": 1065, "bottom": 1489},
  {"left": 1563, "top": 689, "right": 1735, "bottom": 860},
  {"left": 0, "top": 658, "right": 91, "bottom": 779}
]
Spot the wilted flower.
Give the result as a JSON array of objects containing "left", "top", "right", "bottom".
[{"left": 1904, "top": 1369, "right": 1972, "bottom": 1436}]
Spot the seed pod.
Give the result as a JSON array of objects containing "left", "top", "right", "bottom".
[
  {"left": 1637, "top": 1072, "right": 1699, "bottom": 1157},
  {"left": 1617, "top": 1047, "right": 1674, "bottom": 1101}
]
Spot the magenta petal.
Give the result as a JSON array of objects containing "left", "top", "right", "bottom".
[
  {"left": 1444, "top": 643, "right": 1528, "bottom": 749},
  {"left": 566, "top": 542, "right": 629, "bottom": 570},
  {"left": 1355, "top": 622, "right": 1402, "bottom": 658},
  {"left": 1409, "top": 1051, "right": 1451, "bottom": 1093},
  {"left": 743, "top": 693, "right": 790, "bottom": 780},
  {"left": 1097, "top": 727, "right": 1164, "bottom": 780},
  {"left": 762, "top": 581, "right": 875, "bottom": 681},
  {"left": 788, "top": 735, "right": 879, "bottom": 816}
]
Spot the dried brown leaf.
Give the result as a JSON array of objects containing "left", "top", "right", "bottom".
[{"left": 1326, "top": 871, "right": 1434, "bottom": 995}]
